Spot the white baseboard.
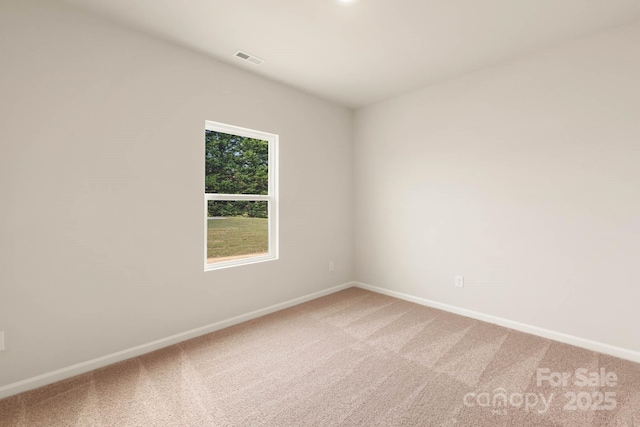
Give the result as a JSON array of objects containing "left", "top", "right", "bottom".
[
  {"left": 0, "top": 281, "right": 355, "bottom": 400},
  {"left": 354, "top": 282, "right": 640, "bottom": 364},
  {"left": 5, "top": 280, "right": 636, "bottom": 400}
]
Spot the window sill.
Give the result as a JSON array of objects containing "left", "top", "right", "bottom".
[{"left": 204, "top": 253, "right": 278, "bottom": 271}]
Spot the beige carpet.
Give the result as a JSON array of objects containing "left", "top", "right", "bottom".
[{"left": 1, "top": 288, "right": 639, "bottom": 426}]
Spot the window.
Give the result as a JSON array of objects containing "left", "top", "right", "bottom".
[{"left": 204, "top": 121, "right": 278, "bottom": 270}]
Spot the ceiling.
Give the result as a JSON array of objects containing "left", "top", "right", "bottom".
[{"left": 59, "top": 0, "right": 640, "bottom": 108}]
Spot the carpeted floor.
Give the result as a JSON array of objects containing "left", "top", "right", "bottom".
[{"left": 1, "top": 288, "right": 639, "bottom": 426}]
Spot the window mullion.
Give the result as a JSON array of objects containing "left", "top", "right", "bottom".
[{"left": 205, "top": 194, "right": 270, "bottom": 201}]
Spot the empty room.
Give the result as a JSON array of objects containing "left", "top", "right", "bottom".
[{"left": 1, "top": 0, "right": 639, "bottom": 425}]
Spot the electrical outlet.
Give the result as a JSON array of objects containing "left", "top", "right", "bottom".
[
  {"left": 455, "top": 275, "right": 464, "bottom": 288},
  {"left": 0, "top": 331, "right": 4, "bottom": 351},
  {"left": 329, "top": 261, "right": 335, "bottom": 272}
]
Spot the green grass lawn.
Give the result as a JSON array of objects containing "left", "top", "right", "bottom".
[{"left": 207, "top": 217, "right": 268, "bottom": 261}]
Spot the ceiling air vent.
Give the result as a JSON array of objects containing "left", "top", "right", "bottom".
[{"left": 234, "top": 50, "right": 264, "bottom": 65}]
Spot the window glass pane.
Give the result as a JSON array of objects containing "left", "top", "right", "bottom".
[
  {"left": 205, "top": 130, "right": 269, "bottom": 195},
  {"left": 207, "top": 200, "right": 269, "bottom": 264}
]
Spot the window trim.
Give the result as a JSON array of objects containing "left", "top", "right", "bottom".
[{"left": 204, "top": 120, "right": 279, "bottom": 271}]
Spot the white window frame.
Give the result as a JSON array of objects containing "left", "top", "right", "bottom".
[{"left": 204, "top": 120, "right": 279, "bottom": 271}]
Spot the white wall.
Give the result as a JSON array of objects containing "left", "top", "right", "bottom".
[
  {"left": 0, "top": 0, "right": 353, "bottom": 388},
  {"left": 2, "top": 0, "right": 639, "bottom": 394},
  {"left": 354, "top": 22, "right": 640, "bottom": 353}
]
